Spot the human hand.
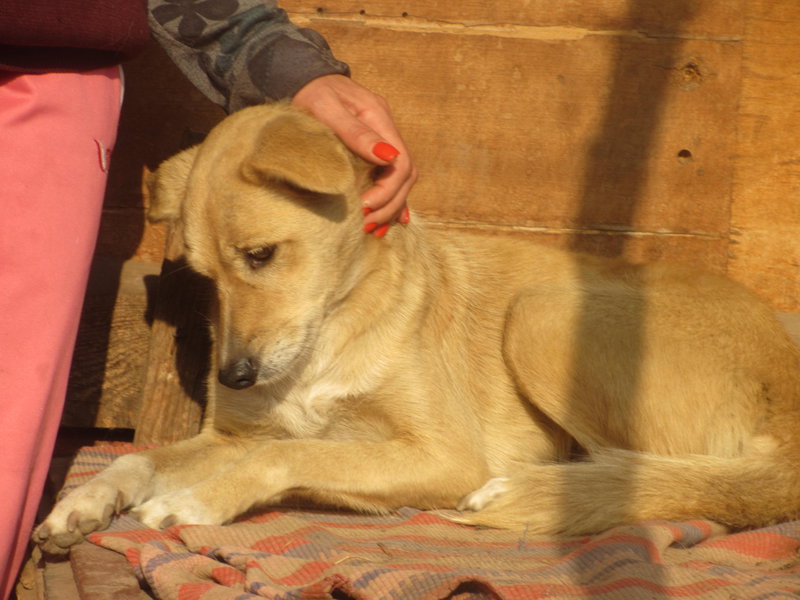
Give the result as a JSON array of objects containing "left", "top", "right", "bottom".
[{"left": 292, "top": 74, "right": 416, "bottom": 237}]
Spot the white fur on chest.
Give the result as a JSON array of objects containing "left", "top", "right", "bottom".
[
  {"left": 213, "top": 321, "right": 395, "bottom": 439},
  {"left": 274, "top": 337, "right": 398, "bottom": 439},
  {"left": 214, "top": 378, "right": 349, "bottom": 438},
  {"left": 275, "top": 379, "right": 352, "bottom": 437}
]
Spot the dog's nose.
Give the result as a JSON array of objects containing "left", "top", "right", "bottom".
[{"left": 218, "top": 358, "right": 258, "bottom": 389}]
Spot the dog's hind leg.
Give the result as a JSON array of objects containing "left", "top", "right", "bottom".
[
  {"left": 499, "top": 285, "right": 653, "bottom": 453},
  {"left": 453, "top": 446, "right": 800, "bottom": 534},
  {"left": 501, "top": 279, "right": 798, "bottom": 456},
  {"left": 454, "top": 284, "right": 800, "bottom": 533}
]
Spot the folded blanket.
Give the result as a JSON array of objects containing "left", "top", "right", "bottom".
[{"left": 62, "top": 444, "right": 800, "bottom": 600}]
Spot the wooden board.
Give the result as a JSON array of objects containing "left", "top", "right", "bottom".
[
  {"left": 281, "top": 5, "right": 744, "bottom": 272},
  {"left": 282, "top": 1, "right": 744, "bottom": 37},
  {"left": 64, "top": 258, "right": 159, "bottom": 428},
  {"left": 286, "top": 1, "right": 798, "bottom": 299},
  {"left": 63, "top": 43, "right": 224, "bottom": 430},
  {"left": 728, "top": 0, "right": 800, "bottom": 311},
  {"left": 134, "top": 225, "right": 211, "bottom": 445}
]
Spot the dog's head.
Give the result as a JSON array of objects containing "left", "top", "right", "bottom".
[{"left": 145, "top": 104, "right": 373, "bottom": 390}]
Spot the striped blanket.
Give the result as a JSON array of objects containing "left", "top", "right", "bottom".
[{"left": 63, "top": 444, "right": 800, "bottom": 599}]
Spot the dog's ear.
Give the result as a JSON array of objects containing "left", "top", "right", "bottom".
[
  {"left": 242, "top": 110, "right": 355, "bottom": 195},
  {"left": 144, "top": 145, "right": 200, "bottom": 223}
]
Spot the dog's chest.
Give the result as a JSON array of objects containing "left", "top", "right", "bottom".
[
  {"left": 269, "top": 381, "right": 350, "bottom": 438},
  {"left": 213, "top": 379, "right": 345, "bottom": 439}
]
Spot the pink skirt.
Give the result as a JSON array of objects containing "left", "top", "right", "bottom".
[{"left": 0, "top": 66, "right": 122, "bottom": 597}]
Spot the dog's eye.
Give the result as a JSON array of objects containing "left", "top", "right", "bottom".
[{"left": 243, "top": 245, "right": 276, "bottom": 269}]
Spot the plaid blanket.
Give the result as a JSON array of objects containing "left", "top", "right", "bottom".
[{"left": 62, "top": 444, "right": 800, "bottom": 599}]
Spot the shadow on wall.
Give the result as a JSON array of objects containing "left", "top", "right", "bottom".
[{"left": 562, "top": 0, "right": 699, "bottom": 535}]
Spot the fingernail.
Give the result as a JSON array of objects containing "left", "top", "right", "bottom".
[
  {"left": 373, "top": 142, "right": 400, "bottom": 162},
  {"left": 399, "top": 206, "right": 410, "bottom": 225},
  {"left": 374, "top": 223, "right": 390, "bottom": 238},
  {"left": 364, "top": 222, "right": 378, "bottom": 234},
  {"left": 362, "top": 206, "right": 372, "bottom": 216}
]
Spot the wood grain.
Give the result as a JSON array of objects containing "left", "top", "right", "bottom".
[
  {"left": 134, "top": 225, "right": 212, "bottom": 445},
  {"left": 64, "top": 258, "right": 160, "bottom": 429},
  {"left": 288, "top": 9, "right": 743, "bottom": 260},
  {"left": 282, "top": 1, "right": 744, "bottom": 37},
  {"left": 727, "top": 1, "right": 800, "bottom": 311}
]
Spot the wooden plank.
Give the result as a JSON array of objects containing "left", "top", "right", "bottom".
[
  {"left": 288, "top": 18, "right": 742, "bottom": 262},
  {"left": 65, "top": 42, "right": 225, "bottom": 431},
  {"left": 728, "top": 1, "right": 800, "bottom": 311},
  {"left": 63, "top": 259, "right": 160, "bottom": 429},
  {"left": 134, "top": 225, "right": 212, "bottom": 445},
  {"left": 285, "top": 1, "right": 744, "bottom": 37},
  {"left": 432, "top": 223, "right": 730, "bottom": 270},
  {"left": 92, "top": 207, "right": 167, "bottom": 264}
]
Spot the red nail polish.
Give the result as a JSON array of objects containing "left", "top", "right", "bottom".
[
  {"left": 364, "top": 222, "right": 378, "bottom": 234},
  {"left": 373, "top": 142, "right": 400, "bottom": 162},
  {"left": 362, "top": 206, "right": 372, "bottom": 216},
  {"left": 399, "top": 206, "right": 410, "bottom": 225},
  {"left": 374, "top": 223, "right": 390, "bottom": 238}
]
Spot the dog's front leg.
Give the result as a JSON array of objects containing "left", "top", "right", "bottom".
[
  {"left": 33, "top": 433, "right": 249, "bottom": 553},
  {"left": 33, "top": 452, "right": 155, "bottom": 554},
  {"left": 133, "top": 438, "right": 480, "bottom": 528}
]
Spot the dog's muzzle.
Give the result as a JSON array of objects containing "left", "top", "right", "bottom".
[{"left": 218, "top": 357, "right": 258, "bottom": 390}]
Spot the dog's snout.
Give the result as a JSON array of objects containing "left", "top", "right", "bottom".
[{"left": 218, "top": 357, "right": 258, "bottom": 390}]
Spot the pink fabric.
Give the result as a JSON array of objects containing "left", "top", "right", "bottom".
[{"left": 0, "top": 67, "right": 121, "bottom": 598}]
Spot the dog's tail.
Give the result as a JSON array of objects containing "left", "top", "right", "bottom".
[{"left": 451, "top": 442, "right": 800, "bottom": 534}]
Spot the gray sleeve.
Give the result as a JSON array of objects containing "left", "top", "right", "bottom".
[{"left": 148, "top": 0, "right": 350, "bottom": 113}]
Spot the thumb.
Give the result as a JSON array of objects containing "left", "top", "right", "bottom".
[{"left": 323, "top": 111, "right": 400, "bottom": 166}]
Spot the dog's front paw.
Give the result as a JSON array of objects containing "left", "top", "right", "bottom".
[
  {"left": 457, "top": 477, "right": 510, "bottom": 512},
  {"left": 131, "top": 488, "right": 224, "bottom": 529},
  {"left": 33, "top": 481, "right": 123, "bottom": 555}
]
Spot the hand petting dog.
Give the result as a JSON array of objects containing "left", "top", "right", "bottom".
[{"left": 292, "top": 74, "right": 416, "bottom": 237}]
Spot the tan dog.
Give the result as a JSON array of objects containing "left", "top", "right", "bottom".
[{"left": 35, "top": 104, "right": 800, "bottom": 554}]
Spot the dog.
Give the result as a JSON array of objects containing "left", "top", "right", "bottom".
[{"left": 35, "top": 103, "right": 800, "bottom": 554}]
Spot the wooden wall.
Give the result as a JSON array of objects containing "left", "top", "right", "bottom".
[{"left": 63, "top": 1, "right": 800, "bottom": 434}]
